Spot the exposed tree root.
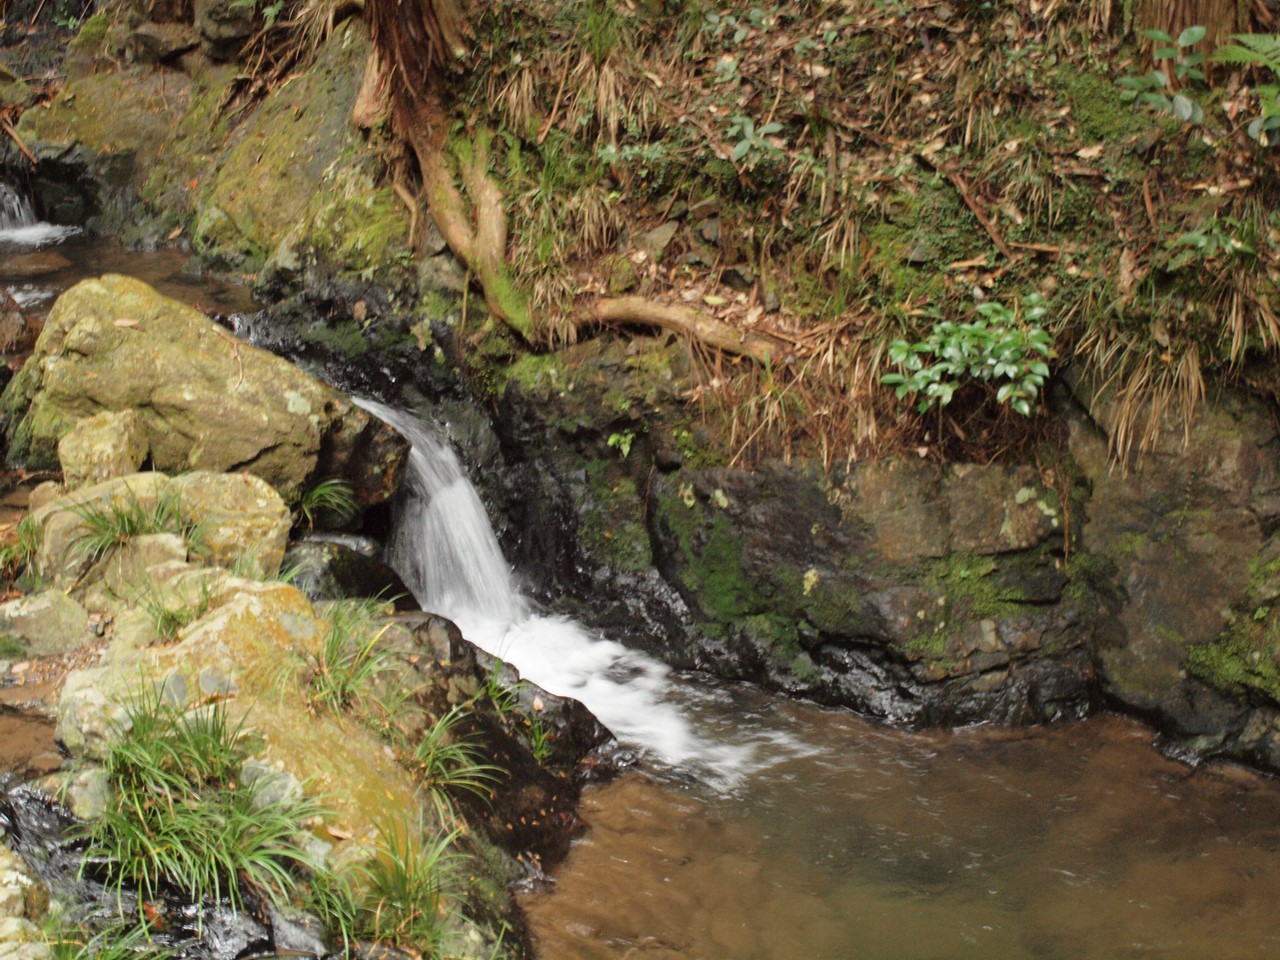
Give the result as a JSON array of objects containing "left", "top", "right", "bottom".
[
  {"left": 581, "top": 297, "right": 781, "bottom": 364},
  {"left": 362, "top": 0, "right": 785, "bottom": 360}
]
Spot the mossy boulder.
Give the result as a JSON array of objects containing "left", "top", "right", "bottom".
[
  {"left": 645, "top": 460, "right": 1095, "bottom": 725},
  {"left": 55, "top": 577, "right": 421, "bottom": 840},
  {"left": 0, "top": 590, "right": 90, "bottom": 659},
  {"left": 0, "top": 275, "right": 408, "bottom": 505},
  {"left": 27, "top": 471, "right": 291, "bottom": 595},
  {"left": 1068, "top": 379, "right": 1280, "bottom": 766},
  {"left": 195, "top": 19, "right": 411, "bottom": 279}
]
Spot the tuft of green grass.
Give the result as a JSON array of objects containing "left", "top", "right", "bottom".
[
  {"left": 297, "top": 478, "right": 358, "bottom": 530},
  {"left": 361, "top": 819, "right": 461, "bottom": 950},
  {"left": 308, "top": 599, "right": 396, "bottom": 713},
  {"left": 85, "top": 688, "right": 323, "bottom": 916},
  {"left": 137, "top": 578, "right": 212, "bottom": 641},
  {"left": 522, "top": 709, "right": 554, "bottom": 765},
  {"left": 413, "top": 705, "right": 500, "bottom": 824},
  {"left": 45, "top": 917, "right": 170, "bottom": 960},
  {"left": 0, "top": 515, "right": 41, "bottom": 580},
  {"left": 69, "top": 486, "right": 203, "bottom": 564}
]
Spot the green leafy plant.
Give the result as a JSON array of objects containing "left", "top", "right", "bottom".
[
  {"left": 413, "top": 705, "right": 500, "bottom": 824},
  {"left": 606, "top": 430, "right": 636, "bottom": 458},
  {"left": 297, "top": 478, "right": 358, "bottom": 530},
  {"left": 69, "top": 486, "right": 202, "bottom": 564},
  {"left": 1117, "top": 26, "right": 1206, "bottom": 123},
  {"left": 881, "top": 296, "right": 1055, "bottom": 416},
  {"left": 309, "top": 599, "right": 395, "bottom": 714},
  {"left": 1214, "top": 33, "right": 1280, "bottom": 144},
  {"left": 726, "top": 114, "right": 785, "bottom": 168},
  {"left": 479, "top": 660, "right": 520, "bottom": 719},
  {"left": 1166, "top": 215, "right": 1258, "bottom": 269},
  {"left": 523, "top": 709, "right": 554, "bottom": 765},
  {"left": 85, "top": 689, "right": 322, "bottom": 915}
]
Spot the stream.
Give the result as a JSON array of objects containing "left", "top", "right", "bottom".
[{"left": 7, "top": 199, "right": 1280, "bottom": 960}]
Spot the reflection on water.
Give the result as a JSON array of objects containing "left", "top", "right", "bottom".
[
  {"left": 1, "top": 232, "right": 257, "bottom": 320},
  {"left": 522, "top": 701, "right": 1280, "bottom": 960}
]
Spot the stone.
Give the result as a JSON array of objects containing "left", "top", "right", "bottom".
[
  {"left": 0, "top": 846, "right": 47, "bottom": 920},
  {"left": 170, "top": 471, "right": 292, "bottom": 574},
  {"left": 0, "top": 917, "right": 51, "bottom": 960},
  {"left": 126, "top": 22, "right": 199, "bottom": 63},
  {"left": 63, "top": 766, "right": 111, "bottom": 820},
  {"left": 57, "top": 408, "right": 149, "bottom": 491},
  {"left": 193, "top": 0, "right": 253, "bottom": 60},
  {"left": 0, "top": 590, "right": 90, "bottom": 658},
  {"left": 638, "top": 222, "right": 679, "bottom": 261},
  {"left": 55, "top": 579, "right": 422, "bottom": 839},
  {"left": 2, "top": 275, "right": 408, "bottom": 506}
]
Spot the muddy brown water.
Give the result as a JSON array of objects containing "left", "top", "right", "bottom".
[{"left": 521, "top": 700, "right": 1280, "bottom": 960}]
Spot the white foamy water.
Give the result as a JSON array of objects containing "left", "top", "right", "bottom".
[
  {"left": 356, "top": 398, "right": 776, "bottom": 783},
  {"left": 0, "top": 183, "right": 81, "bottom": 246}
]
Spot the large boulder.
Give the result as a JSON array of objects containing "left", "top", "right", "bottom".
[
  {"left": 642, "top": 460, "right": 1095, "bottom": 727},
  {"left": 0, "top": 275, "right": 408, "bottom": 506},
  {"left": 1067, "top": 375, "right": 1280, "bottom": 767},
  {"left": 0, "top": 590, "right": 90, "bottom": 659}
]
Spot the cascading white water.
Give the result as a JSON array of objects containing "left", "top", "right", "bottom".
[
  {"left": 357, "top": 398, "right": 774, "bottom": 783},
  {"left": 0, "top": 183, "right": 80, "bottom": 246},
  {"left": 0, "top": 183, "right": 35, "bottom": 231}
]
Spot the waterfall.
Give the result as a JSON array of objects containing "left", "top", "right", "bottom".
[
  {"left": 0, "top": 183, "right": 80, "bottom": 245},
  {"left": 361, "top": 401, "right": 525, "bottom": 625},
  {"left": 0, "top": 183, "right": 35, "bottom": 231},
  {"left": 356, "top": 399, "right": 769, "bottom": 782}
]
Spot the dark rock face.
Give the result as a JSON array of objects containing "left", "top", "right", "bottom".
[
  {"left": 482, "top": 331, "right": 1280, "bottom": 772},
  {"left": 488, "top": 335, "right": 1101, "bottom": 729},
  {"left": 1067, "top": 378, "right": 1280, "bottom": 767},
  {"left": 643, "top": 461, "right": 1099, "bottom": 726}
]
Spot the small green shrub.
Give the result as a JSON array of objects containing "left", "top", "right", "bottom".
[
  {"left": 881, "top": 296, "right": 1055, "bottom": 416},
  {"left": 1214, "top": 33, "right": 1280, "bottom": 143},
  {"left": 362, "top": 820, "right": 461, "bottom": 949},
  {"left": 0, "top": 515, "right": 40, "bottom": 580},
  {"left": 138, "top": 578, "right": 212, "bottom": 641},
  {"left": 522, "top": 709, "right": 554, "bottom": 765},
  {"left": 297, "top": 478, "right": 358, "bottom": 530},
  {"left": 1117, "top": 25, "right": 1206, "bottom": 123}
]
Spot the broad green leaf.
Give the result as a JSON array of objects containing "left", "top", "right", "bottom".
[{"left": 1178, "top": 25, "right": 1206, "bottom": 47}]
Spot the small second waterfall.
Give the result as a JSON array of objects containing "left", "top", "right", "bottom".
[
  {"left": 357, "top": 399, "right": 778, "bottom": 783},
  {"left": 0, "top": 183, "right": 34, "bottom": 231},
  {"left": 0, "top": 182, "right": 80, "bottom": 246}
]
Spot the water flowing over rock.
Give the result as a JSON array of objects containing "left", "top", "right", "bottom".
[{"left": 0, "top": 275, "right": 408, "bottom": 506}]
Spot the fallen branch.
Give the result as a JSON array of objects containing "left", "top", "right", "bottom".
[
  {"left": 2, "top": 120, "right": 36, "bottom": 166},
  {"left": 583, "top": 296, "right": 781, "bottom": 363}
]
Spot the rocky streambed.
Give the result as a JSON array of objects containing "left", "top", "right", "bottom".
[{"left": 0, "top": 274, "right": 614, "bottom": 960}]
